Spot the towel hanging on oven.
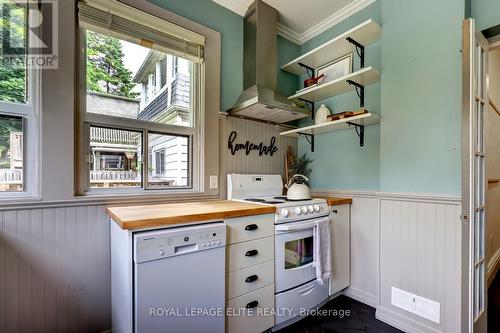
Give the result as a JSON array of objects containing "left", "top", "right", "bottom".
[{"left": 313, "top": 217, "right": 332, "bottom": 285}]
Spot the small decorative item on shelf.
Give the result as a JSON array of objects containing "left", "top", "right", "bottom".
[
  {"left": 327, "top": 108, "right": 368, "bottom": 121},
  {"left": 303, "top": 74, "right": 324, "bottom": 88},
  {"left": 315, "top": 104, "right": 331, "bottom": 124},
  {"left": 317, "top": 53, "right": 353, "bottom": 84}
]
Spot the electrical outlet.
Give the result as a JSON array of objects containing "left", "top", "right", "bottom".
[{"left": 209, "top": 175, "right": 218, "bottom": 189}]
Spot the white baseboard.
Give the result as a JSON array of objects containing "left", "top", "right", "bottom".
[
  {"left": 342, "top": 286, "right": 378, "bottom": 308},
  {"left": 488, "top": 248, "right": 500, "bottom": 286},
  {"left": 376, "top": 306, "right": 442, "bottom": 333}
]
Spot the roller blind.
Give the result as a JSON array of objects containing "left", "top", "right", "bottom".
[{"left": 78, "top": 0, "right": 205, "bottom": 63}]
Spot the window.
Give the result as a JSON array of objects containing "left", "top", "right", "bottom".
[
  {"left": 77, "top": 0, "right": 205, "bottom": 193},
  {"left": 0, "top": 2, "right": 39, "bottom": 195}
]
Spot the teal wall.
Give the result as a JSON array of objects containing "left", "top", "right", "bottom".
[
  {"left": 150, "top": 0, "right": 243, "bottom": 111},
  {"left": 297, "top": 1, "right": 381, "bottom": 191},
  {"left": 296, "top": 0, "right": 464, "bottom": 195},
  {"left": 379, "top": 0, "right": 463, "bottom": 194},
  {"left": 472, "top": 0, "right": 500, "bottom": 31}
]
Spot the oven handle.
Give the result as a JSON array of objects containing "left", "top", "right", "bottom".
[{"left": 275, "top": 218, "right": 327, "bottom": 232}]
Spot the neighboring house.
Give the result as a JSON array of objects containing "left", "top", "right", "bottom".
[{"left": 87, "top": 51, "right": 190, "bottom": 188}]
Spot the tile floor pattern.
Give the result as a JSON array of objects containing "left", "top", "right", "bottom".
[
  {"left": 489, "top": 271, "right": 500, "bottom": 333},
  {"left": 275, "top": 295, "right": 403, "bottom": 333}
]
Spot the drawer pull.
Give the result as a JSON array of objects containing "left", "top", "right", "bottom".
[
  {"left": 245, "top": 224, "right": 258, "bottom": 231},
  {"left": 245, "top": 300, "right": 259, "bottom": 309},
  {"left": 245, "top": 249, "right": 259, "bottom": 257},
  {"left": 245, "top": 275, "right": 259, "bottom": 283}
]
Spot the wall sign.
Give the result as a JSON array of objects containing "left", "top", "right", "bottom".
[{"left": 228, "top": 131, "right": 278, "bottom": 156}]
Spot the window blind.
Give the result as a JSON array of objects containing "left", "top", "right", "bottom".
[{"left": 78, "top": 0, "right": 205, "bottom": 63}]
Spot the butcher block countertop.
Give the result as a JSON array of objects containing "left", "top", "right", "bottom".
[
  {"left": 316, "top": 196, "right": 353, "bottom": 206},
  {"left": 107, "top": 200, "right": 276, "bottom": 230}
]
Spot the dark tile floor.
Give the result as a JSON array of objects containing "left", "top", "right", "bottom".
[
  {"left": 276, "top": 295, "right": 402, "bottom": 333},
  {"left": 489, "top": 271, "right": 500, "bottom": 332}
]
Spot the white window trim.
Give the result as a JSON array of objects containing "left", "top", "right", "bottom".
[
  {"left": 76, "top": 25, "right": 205, "bottom": 196},
  {"left": 0, "top": 61, "right": 41, "bottom": 200}
]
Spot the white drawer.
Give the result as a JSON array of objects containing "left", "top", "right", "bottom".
[
  {"left": 275, "top": 279, "right": 329, "bottom": 325},
  {"left": 227, "top": 260, "right": 274, "bottom": 300},
  {"left": 226, "top": 236, "right": 274, "bottom": 272},
  {"left": 226, "top": 284, "right": 275, "bottom": 333},
  {"left": 225, "top": 214, "right": 274, "bottom": 245}
]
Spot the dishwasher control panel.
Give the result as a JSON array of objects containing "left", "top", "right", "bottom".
[{"left": 134, "top": 222, "right": 226, "bottom": 263}]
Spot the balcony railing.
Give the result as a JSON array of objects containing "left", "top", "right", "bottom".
[
  {"left": 0, "top": 169, "right": 22, "bottom": 183},
  {"left": 90, "top": 170, "right": 139, "bottom": 182},
  {"left": 0, "top": 169, "right": 23, "bottom": 191},
  {"left": 90, "top": 127, "right": 140, "bottom": 145}
]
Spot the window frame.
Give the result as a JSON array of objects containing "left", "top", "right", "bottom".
[
  {"left": 76, "top": 24, "right": 204, "bottom": 195},
  {"left": 0, "top": 5, "right": 41, "bottom": 199}
]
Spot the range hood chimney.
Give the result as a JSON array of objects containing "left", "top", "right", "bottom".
[{"left": 227, "top": 0, "right": 309, "bottom": 123}]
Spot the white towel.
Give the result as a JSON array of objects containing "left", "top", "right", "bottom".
[{"left": 312, "top": 217, "right": 332, "bottom": 285}]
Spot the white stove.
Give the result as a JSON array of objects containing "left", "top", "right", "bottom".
[
  {"left": 227, "top": 174, "right": 329, "bottom": 223},
  {"left": 227, "top": 174, "right": 331, "bottom": 329}
]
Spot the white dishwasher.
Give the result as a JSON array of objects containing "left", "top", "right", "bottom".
[{"left": 133, "top": 222, "right": 226, "bottom": 333}]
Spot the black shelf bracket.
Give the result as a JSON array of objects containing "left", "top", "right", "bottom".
[
  {"left": 346, "top": 37, "right": 365, "bottom": 68},
  {"left": 298, "top": 132, "right": 315, "bottom": 152},
  {"left": 298, "top": 98, "right": 315, "bottom": 120},
  {"left": 298, "top": 62, "right": 315, "bottom": 78},
  {"left": 346, "top": 80, "right": 365, "bottom": 107},
  {"left": 347, "top": 122, "right": 365, "bottom": 147}
]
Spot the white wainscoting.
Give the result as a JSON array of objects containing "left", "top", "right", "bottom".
[
  {"left": 315, "top": 190, "right": 462, "bottom": 333},
  {"left": 0, "top": 205, "right": 111, "bottom": 333}
]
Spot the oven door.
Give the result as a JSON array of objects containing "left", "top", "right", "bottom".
[{"left": 275, "top": 217, "right": 328, "bottom": 293}]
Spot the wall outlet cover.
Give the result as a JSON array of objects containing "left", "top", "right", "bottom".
[
  {"left": 391, "top": 287, "right": 440, "bottom": 324},
  {"left": 209, "top": 175, "right": 218, "bottom": 189}
]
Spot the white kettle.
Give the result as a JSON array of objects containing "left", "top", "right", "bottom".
[{"left": 286, "top": 174, "right": 312, "bottom": 200}]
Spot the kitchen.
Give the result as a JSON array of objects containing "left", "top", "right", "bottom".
[{"left": 0, "top": 0, "right": 499, "bottom": 333}]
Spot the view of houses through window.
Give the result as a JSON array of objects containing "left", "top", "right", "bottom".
[
  {"left": 0, "top": 2, "right": 28, "bottom": 192},
  {"left": 85, "top": 30, "right": 192, "bottom": 189}
]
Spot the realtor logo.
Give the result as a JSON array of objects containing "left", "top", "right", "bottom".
[{"left": 1, "top": 0, "right": 58, "bottom": 69}]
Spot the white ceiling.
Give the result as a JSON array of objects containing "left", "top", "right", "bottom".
[{"left": 212, "top": 0, "right": 375, "bottom": 44}]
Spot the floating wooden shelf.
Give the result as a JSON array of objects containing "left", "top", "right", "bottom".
[
  {"left": 281, "top": 19, "right": 381, "bottom": 76},
  {"left": 280, "top": 113, "right": 380, "bottom": 137},
  {"left": 289, "top": 66, "right": 380, "bottom": 102}
]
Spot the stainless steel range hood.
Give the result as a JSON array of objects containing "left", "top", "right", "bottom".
[{"left": 227, "top": 0, "right": 309, "bottom": 123}]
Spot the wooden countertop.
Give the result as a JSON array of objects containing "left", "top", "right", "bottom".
[
  {"left": 107, "top": 200, "right": 276, "bottom": 230},
  {"left": 316, "top": 196, "right": 353, "bottom": 206}
]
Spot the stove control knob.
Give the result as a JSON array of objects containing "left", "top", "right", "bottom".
[
  {"left": 280, "top": 208, "right": 290, "bottom": 218},
  {"left": 159, "top": 249, "right": 165, "bottom": 256},
  {"left": 301, "top": 206, "right": 308, "bottom": 214},
  {"left": 307, "top": 206, "right": 314, "bottom": 213},
  {"left": 313, "top": 205, "right": 320, "bottom": 212},
  {"left": 294, "top": 207, "right": 302, "bottom": 215}
]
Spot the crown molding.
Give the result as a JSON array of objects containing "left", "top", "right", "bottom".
[
  {"left": 294, "top": 0, "right": 376, "bottom": 44},
  {"left": 212, "top": 0, "right": 249, "bottom": 16},
  {"left": 213, "top": 0, "right": 376, "bottom": 45}
]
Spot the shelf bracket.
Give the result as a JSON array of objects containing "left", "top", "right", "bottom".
[
  {"left": 298, "top": 98, "right": 315, "bottom": 120},
  {"left": 346, "top": 80, "right": 365, "bottom": 108},
  {"left": 298, "top": 132, "right": 315, "bottom": 152},
  {"left": 346, "top": 37, "right": 365, "bottom": 68},
  {"left": 347, "top": 122, "right": 365, "bottom": 147},
  {"left": 298, "top": 62, "right": 315, "bottom": 78}
]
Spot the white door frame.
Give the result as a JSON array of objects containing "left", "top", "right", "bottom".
[{"left": 461, "top": 17, "right": 489, "bottom": 333}]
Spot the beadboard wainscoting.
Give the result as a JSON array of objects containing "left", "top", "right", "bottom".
[
  {"left": 0, "top": 205, "right": 111, "bottom": 333},
  {"left": 314, "top": 190, "right": 462, "bottom": 333},
  {"left": 219, "top": 115, "right": 298, "bottom": 198}
]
